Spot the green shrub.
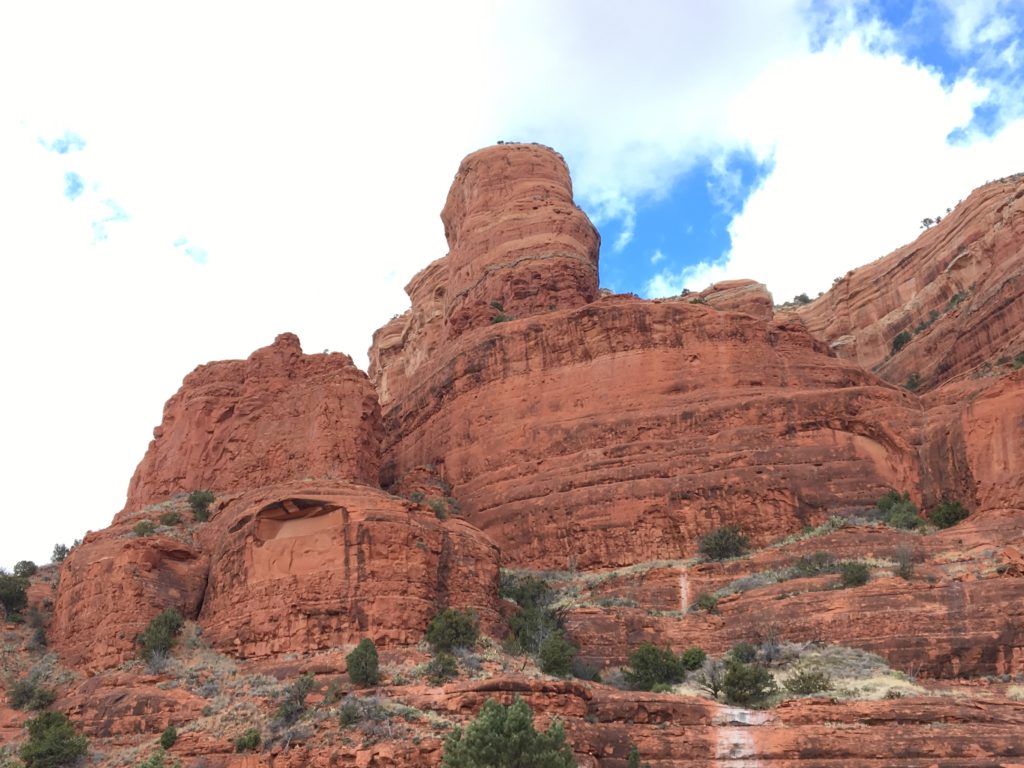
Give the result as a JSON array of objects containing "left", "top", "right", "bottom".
[
  {"left": 9, "top": 676, "right": 56, "bottom": 711},
  {"left": 783, "top": 664, "right": 833, "bottom": 695},
  {"left": 339, "top": 698, "right": 362, "bottom": 727},
  {"left": 839, "top": 561, "right": 870, "bottom": 588},
  {"left": 187, "top": 490, "right": 215, "bottom": 522},
  {"left": 133, "top": 520, "right": 157, "bottom": 537},
  {"left": 159, "top": 512, "right": 181, "bottom": 527},
  {"left": 19, "top": 711, "right": 88, "bottom": 768},
  {"left": 538, "top": 630, "right": 577, "bottom": 677},
  {"left": 51, "top": 544, "right": 69, "bottom": 563},
  {"left": 234, "top": 727, "right": 261, "bottom": 752},
  {"left": 426, "top": 652, "right": 459, "bottom": 685},
  {"left": 694, "top": 658, "right": 726, "bottom": 699},
  {"left": 878, "top": 492, "right": 923, "bottom": 530},
  {"left": 627, "top": 744, "right": 651, "bottom": 768},
  {"left": 698, "top": 526, "right": 749, "bottom": 560},
  {"left": 891, "top": 330, "right": 913, "bottom": 354},
  {"left": 789, "top": 552, "right": 837, "bottom": 577},
  {"left": 722, "top": 662, "right": 777, "bottom": 706},
  {"left": 623, "top": 643, "right": 685, "bottom": 691},
  {"left": 137, "top": 608, "right": 185, "bottom": 663},
  {"left": 730, "top": 642, "right": 757, "bottom": 664},
  {"left": 13, "top": 561, "right": 37, "bottom": 578},
  {"left": 425, "top": 608, "right": 479, "bottom": 653},
  {"left": 929, "top": 500, "right": 969, "bottom": 529},
  {"left": 0, "top": 574, "right": 29, "bottom": 616},
  {"left": 679, "top": 647, "right": 707, "bottom": 671},
  {"left": 692, "top": 592, "right": 718, "bottom": 612},
  {"left": 136, "top": 750, "right": 175, "bottom": 768},
  {"left": 905, "top": 372, "right": 921, "bottom": 391},
  {"left": 441, "top": 697, "right": 575, "bottom": 767},
  {"left": 500, "top": 574, "right": 553, "bottom": 608},
  {"left": 159, "top": 725, "right": 178, "bottom": 749},
  {"left": 346, "top": 638, "right": 380, "bottom": 687},
  {"left": 273, "top": 674, "right": 316, "bottom": 726}
]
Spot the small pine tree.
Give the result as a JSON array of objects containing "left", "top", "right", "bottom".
[
  {"left": 159, "top": 725, "right": 178, "bottom": 749},
  {"left": 0, "top": 573, "right": 30, "bottom": 616},
  {"left": 13, "top": 561, "right": 38, "bottom": 578},
  {"left": 839, "top": 561, "right": 870, "bottom": 588},
  {"left": 441, "top": 697, "right": 575, "bottom": 768},
  {"left": 19, "top": 711, "right": 88, "bottom": 768},
  {"left": 133, "top": 520, "right": 157, "bottom": 537},
  {"left": 346, "top": 638, "right": 380, "bottom": 687},
  {"left": 538, "top": 630, "right": 577, "bottom": 677},
  {"left": 188, "top": 490, "right": 215, "bottom": 522},
  {"left": 234, "top": 727, "right": 261, "bottom": 752},
  {"left": 623, "top": 643, "right": 685, "bottom": 691},
  {"left": 51, "top": 544, "right": 69, "bottom": 563},
  {"left": 723, "top": 662, "right": 777, "bottom": 706},
  {"left": 425, "top": 608, "right": 479, "bottom": 653},
  {"left": 929, "top": 500, "right": 968, "bottom": 529},
  {"left": 698, "top": 526, "right": 749, "bottom": 560},
  {"left": 679, "top": 647, "right": 707, "bottom": 671},
  {"left": 137, "top": 608, "right": 185, "bottom": 663}
]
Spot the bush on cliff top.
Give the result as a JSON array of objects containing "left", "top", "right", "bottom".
[{"left": 698, "top": 526, "right": 749, "bottom": 560}]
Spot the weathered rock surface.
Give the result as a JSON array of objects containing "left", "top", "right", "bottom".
[
  {"left": 696, "top": 279, "right": 775, "bottom": 320},
  {"left": 124, "top": 333, "right": 383, "bottom": 513},
  {"left": 376, "top": 293, "right": 925, "bottom": 569},
  {"left": 798, "top": 173, "right": 1024, "bottom": 392},
  {"left": 197, "top": 480, "right": 501, "bottom": 659}
]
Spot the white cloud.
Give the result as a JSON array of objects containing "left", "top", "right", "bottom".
[
  {"left": 937, "top": 0, "right": 1018, "bottom": 51},
  {"left": 650, "top": 249, "right": 665, "bottom": 265}
]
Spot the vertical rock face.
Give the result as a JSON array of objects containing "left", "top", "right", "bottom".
[
  {"left": 196, "top": 481, "right": 501, "bottom": 659},
  {"left": 797, "top": 173, "right": 1024, "bottom": 391},
  {"left": 124, "top": 333, "right": 383, "bottom": 513},
  {"left": 440, "top": 144, "right": 600, "bottom": 339}
]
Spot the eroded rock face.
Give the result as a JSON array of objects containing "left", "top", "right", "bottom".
[
  {"left": 798, "top": 173, "right": 1024, "bottom": 392},
  {"left": 124, "top": 333, "right": 383, "bottom": 513},
  {"left": 197, "top": 481, "right": 501, "bottom": 659},
  {"left": 376, "top": 294, "right": 925, "bottom": 569},
  {"left": 696, "top": 279, "right": 774, "bottom": 320},
  {"left": 440, "top": 144, "right": 600, "bottom": 339},
  {"left": 48, "top": 525, "right": 209, "bottom": 672}
]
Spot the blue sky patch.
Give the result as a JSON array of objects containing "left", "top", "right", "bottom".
[
  {"left": 173, "top": 238, "right": 208, "bottom": 264},
  {"left": 63, "top": 171, "right": 84, "bottom": 200},
  {"left": 587, "top": 149, "right": 773, "bottom": 296},
  {"left": 41, "top": 131, "right": 86, "bottom": 154}
]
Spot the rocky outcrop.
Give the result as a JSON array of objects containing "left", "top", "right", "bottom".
[
  {"left": 696, "top": 279, "right": 774, "bottom": 320},
  {"left": 49, "top": 521, "right": 209, "bottom": 672},
  {"left": 124, "top": 333, "right": 383, "bottom": 513},
  {"left": 798, "top": 173, "right": 1024, "bottom": 392},
  {"left": 375, "top": 292, "right": 925, "bottom": 569},
  {"left": 197, "top": 481, "right": 501, "bottom": 659}
]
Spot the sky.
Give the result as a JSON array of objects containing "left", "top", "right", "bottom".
[{"left": 1, "top": 0, "right": 1022, "bottom": 569}]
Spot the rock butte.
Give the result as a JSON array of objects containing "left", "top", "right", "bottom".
[{"left": 3, "top": 145, "right": 1020, "bottom": 765}]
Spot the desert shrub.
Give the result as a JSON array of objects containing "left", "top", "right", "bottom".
[
  {"left": 0, "top": 574, "right": 29, "bottom": 616},
  {"left": 679, "top": 647, "right": 706, "bottom": 671},
  {"left": 692, "top": 592, "right": 718, "bottom": 612},
  {"left": 878, "top": 492, "right": 922, "bottom": 530},
  {"left": 426, "top": 652, "right": 459, "bottom": 685},
  {"left": 891, "top": 330, "right": 913, "bottom": 354},
  {"left": 783, "top": 664, "right": 833, "bottom": 695},
  {"left": 571, "top": 658, "right": 602, "bottom": 682},
  {"left": 159, "top": 725, "right": 177, "bottom": 749},
  {"left": 698, "top": 526, "right": 749, "bottom": 560},
  {"left": 503, "top": 575, "right": 561, "bottom": 655},
  {"left": 789, "top": 552, "right": 837, "bottom": 577},
  {"left": 19, "top": 711, "right": 88, "bottom": 768},
  {"left": 339, "top": 698, "right": 362, "bottom": 726},
  {"left": 426, "top": 608, "right": 479, "bottom": 653},
  {"left": 234, "top": 727, "right": 261, "bottom": 752},
  {"left": 51, "top": 544, "right": 68, "bottom": 563},
  {"left": 905, "top": 373, "right": 921, "bottom": 391},
  {"left": 538, "top": 630, "right": 577, "bottom": 677},
  {"left": 273, "top": 674, "right": 316, "bottom": 727},
  {"left": 13, "top": 561, "right": 37, "bottom": 578},
  {"left": 346, "top": 638, "right": 380, "bottom": 687},
  {"left": 839, "top": 561, "right": 870, "bottom": 588},
  {"left": 729, "top": 642, "right": 757, "bottom": 664},
  {"left": 441, "top": 696, "right": 575, "bottom": 768},
  {"left": 136, "top": 750, "right": 176, "bottom": 768},
  {"left": 929, "top": 500, "right": 969, "bottom": 529},
  {"left": 894, "top": 547, "right": 915, "bottom": 580},
  {"left": 133, "top": 520, "right": 156, "bottom": 537},
  {"left": 137, "top": 608, "right": 185, "bottom": 663},
  {"left": 623, "top": 643, "right": 685, "bottom": 691},
  {"left": 8, "top": 676, "right": 56, "bottom": 711},
  {"left": 626, "top": 744, "right": 652, "bottom": 768},
  {"left": 500, "top": 574, "right": 553, "bottom": 608},
  {"left": 723, "top": 662, "right": 778, "bottom": 706},
  {"left": 188, "top": 490, "right": 215, "bottom": 522},
  {"left": 793, "top": 293, "right": 811, "bottom": 305},
  {"left": 694, "top": 658, "right": 726, "bottom": 699},
  {"left": 159, "top": 512, "right": 181, "bottom": 527}
]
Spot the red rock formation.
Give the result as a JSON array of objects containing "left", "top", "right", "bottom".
[
  {"left": 376, "top": 293, "right": 925, "bottom": 569},
  {"left": 440, "top": 143, "right": 600, "bottom": 339},
  {"left": 196, "top": 480, "right": 501, "bottom": 659},
  {"left": 696, "top": 279, "right": 774, "bottom": 320},
  {"left": 49, "top": 522, "right": 208, "bottom": 672},
  {"left": 798, "top": 173, "right": 1024, "bottom": 392},
  {"left": 124, "top": 333, "right": 382, "bottom": 513}
]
